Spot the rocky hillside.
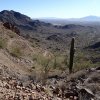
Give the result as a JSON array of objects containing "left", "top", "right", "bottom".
[{"left": 0, "top": 22, "right": 53, "bottom": 82}]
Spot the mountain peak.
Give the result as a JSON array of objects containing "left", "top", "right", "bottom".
[
  {"left": 0, "top": 10, "right": 17, "bottom": 14},
  {"left": 80, "top": 15, "right": 100, "bottom": 21},
  {"left": 0, "top": 10, "right": 32, "bottom": 24}
]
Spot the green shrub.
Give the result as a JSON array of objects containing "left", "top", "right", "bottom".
[{"left": 32, "top": 53, "right": 52, "bottom": 84}]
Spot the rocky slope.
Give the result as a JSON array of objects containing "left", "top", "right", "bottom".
[
  {"left": 0, "top": 22, "right": 52, "bottom": 82},
  {"left": 0, "top": 66, "right": 100, "bottom": 100}
]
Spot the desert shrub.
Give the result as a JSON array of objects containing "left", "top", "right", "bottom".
[
  {"left": 41, "top": 59, "right": 50, "bottom": 85},
  {"left": 63, "top": 54, "right": 68, "bottom": 66},
  {"left": 0, "top": 37, "right": 7, "bottom": 49},
  {"left": 10, "top": 46, "right": 22, "bottom": 57},
  {"left": 53, "top": 56, "right": 57, "bottom": 69},
  {"left": 32, "top": 53, "right": 45, "bottom": 63},
  {"left": 74, "top": 51, "right": 93, "bottom": 72},
  {"left": 74, "top": 60, "right": 92, "bottom": 71},
  {"left": 53, "top": 55, "right": 64, "bottom": 70},
  {"left": 32, "top": 53, "right": 52, "bottom": 84},
  {"left": 32, "top": 54, "right": 38, "bottom": 61},
  {"left": 8, "top": 32, "right": 16, "bottom": 38},
  {"left": 32, "top": 53, "right": 53, "bottom": 69},
  {"left": 32, "top": 52, "right": 69, "bottom": 84}
]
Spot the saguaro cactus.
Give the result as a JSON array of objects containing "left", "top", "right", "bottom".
[{"left": 69, "top": 37, "right": 75, "bottom": 73}]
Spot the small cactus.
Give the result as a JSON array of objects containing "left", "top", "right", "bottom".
[{"left": 69, "top": 37, "right": 75, "bottom": 73}]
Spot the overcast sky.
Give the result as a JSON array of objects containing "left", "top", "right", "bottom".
[{"left": 0, "top": 0, "right": 100, "bottom": 18}]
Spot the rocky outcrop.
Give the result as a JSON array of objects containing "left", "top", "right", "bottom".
[{"left": 3, "top": 22, "right": 20, "bottom": 34}]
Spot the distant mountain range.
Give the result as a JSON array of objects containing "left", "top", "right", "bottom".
[
  {"left": 36, "top": 16, "right": 100, "bottom": 25},
  {"left": 69, "top": 16, "right": 100, "bottom": 21},
  {"left": 38, "top": 16, "right": 100, "bottom": 21}
]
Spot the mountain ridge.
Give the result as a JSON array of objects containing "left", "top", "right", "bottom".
[
  {"left": 0, "top": 10, "right": 100, "bottom": 52},
  {"left": 38, "top": 15, "right": 100, "bottom": 25},
  {"left": 37, "top": 15, "right": 100, "bottom": 21}
]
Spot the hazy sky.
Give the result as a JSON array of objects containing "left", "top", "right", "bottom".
[{"left": 0, "top": 0, "right": 100, "bottom": 18}]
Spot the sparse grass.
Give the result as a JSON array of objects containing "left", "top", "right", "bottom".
[
  {"left": 10, "top": 46, "right": 22, "bottom": 58},
  {"left": 74, "top": 60, "right": 92, "bottom": 72},
  {"left": 32, "top": 49, "right": 99, "bottom": 74},
  {"left": 0, "top": 37, "right": 7, "bottom": 49},
  {"left": 31, "top": 49, "right": 99, "bottom": 84},
  {"left": 73, "top": 51, "right": 93, "bottom": 72},
  {"left": 53, "top": 54, "right": 67, "bottom": 71},
  {"left": 8, "top": 32, "right": 16, "bottom": 38}
]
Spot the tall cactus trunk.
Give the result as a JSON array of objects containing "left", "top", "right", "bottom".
[{"left": 69, "top": 37, "right": 75, "bottom": 74}]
